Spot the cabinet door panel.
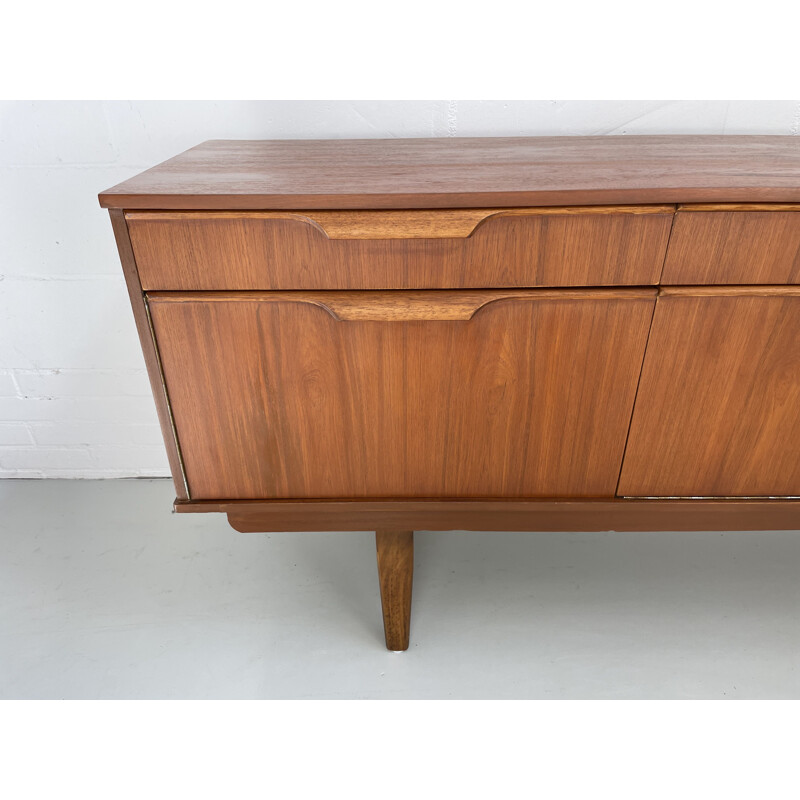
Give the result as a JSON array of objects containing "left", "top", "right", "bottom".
[
  {"left": 149, "top": 290, "right": 656, "bottom": 500},
  {"left": 619, "top": 290, "right": 800, "bottom": 497}
]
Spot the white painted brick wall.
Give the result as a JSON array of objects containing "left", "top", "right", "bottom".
[{"left": 1, "top": 100, "right": 799, "bottom": 478}]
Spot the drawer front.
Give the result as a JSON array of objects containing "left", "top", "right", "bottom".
[
  {"left": 129, "top": 206, "right": 673, "bottom": 291},
  {"left": 148, "top": 289, "right": 656, "bottom": 500},
  {"left": 619, "top": 289, "right": 800, "bottom": 497},
  {"left": 662, "top": 205, "right": 800, "bottom": 284}
]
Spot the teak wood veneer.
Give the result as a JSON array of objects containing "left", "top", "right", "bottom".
[{"left": 102, "top": 136, "right": 800, "bottom": 651}]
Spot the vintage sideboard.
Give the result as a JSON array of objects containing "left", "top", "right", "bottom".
[{"left": 100, "top": 135, "right": 800, "bottom": 650}]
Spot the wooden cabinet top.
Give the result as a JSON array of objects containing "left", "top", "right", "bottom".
[{"left": 99, "top": 135, "right": 800, "bottom": 211}]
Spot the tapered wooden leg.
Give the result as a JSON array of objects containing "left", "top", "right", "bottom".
[{"left": 375, "top": 530, "right": 414, "bottom": 651}]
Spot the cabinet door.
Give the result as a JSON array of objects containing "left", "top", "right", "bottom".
[
  {"left": 619, "top": 289, "right": 800, "bottom": 497},
  {"left": 149, "top": 289, "right": 655, "bottom": 500}
]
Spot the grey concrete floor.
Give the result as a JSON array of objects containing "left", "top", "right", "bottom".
[{"left": 1, "top": 479, "right": 799, "bottom": 699}]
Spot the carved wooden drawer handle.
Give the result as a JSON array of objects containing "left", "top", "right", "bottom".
[
  {"left": 131, "top": 205, "right": 672, "bottom": 240},
  {"left": 147, "top": 288, "right": 656, "bottom": 322}
]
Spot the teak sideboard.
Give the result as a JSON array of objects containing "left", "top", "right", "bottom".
[{"left": 100, "top": 136, "right": 800, "bottom": 650}]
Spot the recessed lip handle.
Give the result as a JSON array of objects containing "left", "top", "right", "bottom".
[
  {"left": 147, "top": 288, "right": 657, "bottom": 322},
  {"left": 126, "top": 205, "right": 675, "bottom": 240}
]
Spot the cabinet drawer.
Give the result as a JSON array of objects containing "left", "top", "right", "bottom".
[
  {"left": 148, "top": 289, "right": 656, "bottom": 500},
  {"left": 619, "top": 288, "right": 800, "bottom": 497},
  {"left": 662, "top": 205, "right": 800, "bottom": 284},
  {"left": 129, "top": 206, "right": 673, "bottom": 291}
]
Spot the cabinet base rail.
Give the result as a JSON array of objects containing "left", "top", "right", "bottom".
[{"left": 175, "top": 497, "right": 800, "bottom": 532}]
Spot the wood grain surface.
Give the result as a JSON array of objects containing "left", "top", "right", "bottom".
[
  {"left": 99, "top": 136, "right": 800, "bottom": 210},
  {"left": 375, "top": 530, "right": 414, "bottom": 651},
  {"left": 128, "top": 207, "right": 673, "bottom": 290},
  {"left": 619, "top": 292, "right": 800, "bottom": 497},
  {"left": 148, "top": 290, "right": 656, "bottom": 500},
  {"left": 662, "top": 208, "right": 800, "bottom": 284}
]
